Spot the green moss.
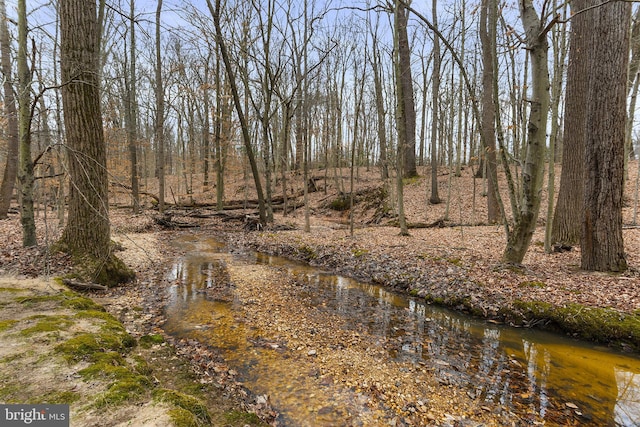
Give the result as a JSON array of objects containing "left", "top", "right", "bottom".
[
  {"left": 0, "top": 383, "right": 21, "bottom": 401},
  {"left": 425, "top": 295, "right": 445, "bottom": 305},
  {"left": 402, "top": 176, "right": 421, "bottom": 186},
  {"left": 132, "top": 355, "right": 153, "bottom": 376},
  {"left": 75, "top": 309, "right": 115, "bottom": 323},
  {"left": 0, "top": 353, "right": 23, "bottom": 363},
  {"left": 55, "top": 330, "right": 135, "bottom": 363},
  {"left": 61, "top": 293, "right": 104, "bottom": 311},
  {"left": 29, "top": 391, "right": 80, "bottom": 405},
  {"left": 0, "top": 287, "right": 24, "bottom": 293},
  {"left": 86, "top": 351, "right": 153, "bottom": 408},
  {"left": 14, "top": 290, "right": 103, "bottom": 311},
  {"left": 512, "top": 300, "right": 640, "bottom": 349},
  {"left": 139, "top": 334, "right": 165, "bottom": 349},
  {"left": 168, "top": 408, "right": 199, "bottom": 427},
  {"left": 493, "top": 263, "right": 526, "bottom": 275},
  {"left": 94, "top": 375, "right": 151, "bottom": 408},
  {"left": 409, "top": 289, "right": 419, "bottom": 297},
  {"left": 446, "top": 257, "right": 463, "bottom": 267},
  {"left": 224, "top": 410, "right": 262, "bottom": 425},
  {"left": 91, "top": 255, "right": 136, "bottom": 288},
  {"left": 296, "top": 244, "right": 317, "bottom": 262},
  {"left": 154, "top": 389, "right": 211, "bottom": 425},
  {"left": 78, "top": 352, "right": 128, "bottom": 380},
  {"left": 15, "top": 294, "right": 63, "bottom": 306},
  {"left": 0, "top": 319, "right": 18, "bottom": 332},
  {"left": 518, "top": 280, "right": 546, "bottom": 289},
  {"left": 329, "top": 195, "right": 350, "bottom": 211},
  {"left": 74, "top": 309, "right": 126, "bottom": 338},
  {"left": 52, "top": 242, "right": 135, "bottom": 287},
  {"left": 20, "top": 315, "right": 74, "bottom": 336},
  {"left": 351, "top": 248, "right": 369, "bottom": 258}
]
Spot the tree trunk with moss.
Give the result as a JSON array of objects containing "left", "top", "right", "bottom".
[{"left": 59, "top": 0, "right": 133, "bottom": 286}]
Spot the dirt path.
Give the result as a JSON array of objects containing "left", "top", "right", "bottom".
[{"left": 0, "top": 276, "right": 177, "bottom": 426}]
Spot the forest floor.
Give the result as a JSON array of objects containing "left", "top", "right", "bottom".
[{"left": 0, "top": 161, "right": 639, "bottom": 426}]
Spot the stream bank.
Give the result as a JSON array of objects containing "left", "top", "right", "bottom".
[
  {"left": 222, "top": 222, "right": 640, "bottom": 352},
  {"left": 161, "top": 231, "right": 640, "bottom": 426}
]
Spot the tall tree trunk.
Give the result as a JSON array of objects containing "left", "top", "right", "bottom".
[
  {"left": 155, "top": 0, "right": 165, "bottom": 212},
  {"left": 479, "top": 0, "right": 500, "bottom": 223},
  {"left": 302, "top": 0, "right": 311, "bottom": 233},
  {"left": 552, "top": 0, "right": 591, "bottom": 246},
  {"left": 202, "top": 52, "right": 212, "bottom": 189},
  {"left": 17, "top": 0, "right": 36, "bottom": 246},
  {"left": 396, "top": 1, "right": 417, "bottom": 179},
  {"left": 59, "top": 0, "right": 133, "bottom": 285},
  {"left": 544, "top": 0, "right": 568, "bottom": 253},
  {"left": 503, "top": 0, "right": 550, "bottom": 264},
  {"left": 0, "top": 0, "right": 18, "bottom": 219},
  {"left": 214, "top": 46, "right": 225, "bottom": 210},
  {"left": 126, "top": 0, "right": 139, "bottom": 213},
  {"left": 455, "top": 0, "right": 466, "bottom": 177},
  {"left": 207, "top": 0, "right": 267, "bottom": 224},
  {"left": 581, "top": 0, "right": 631, "bottom": 272},
  {"left": 372, "top": 36, "right": 389, "bottom": 181},
  {"left": 429, "top": 0, "right": 441, "bottom": 204},
  {"left": 394, "top": 0, "right": 409, "bottom": 235},
  {"left": 626, "top": 9, "right": 640, "bottom": 167}
]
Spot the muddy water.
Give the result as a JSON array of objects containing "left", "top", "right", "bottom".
[{"left": 162, "top": 235, "right": 640, "bottom": 426}]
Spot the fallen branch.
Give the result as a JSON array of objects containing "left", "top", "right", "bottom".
[
  {"left": 110, "top": 181, "right": 160, "bottom": 203},
  {"left": 62, "top": 278, "right": 108, "bottom": 291}
]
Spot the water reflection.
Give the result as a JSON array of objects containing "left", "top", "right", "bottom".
[{"left": 164, "top": 236, "right": 640, "bottom": 426}]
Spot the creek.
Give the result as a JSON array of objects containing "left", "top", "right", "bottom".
[{"left": 162, "top": 234, "right": 640, "bottom": 426}]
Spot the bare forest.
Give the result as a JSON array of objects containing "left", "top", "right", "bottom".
[{"left": 1, "top": 0, "right": 640, "bottom": 426}]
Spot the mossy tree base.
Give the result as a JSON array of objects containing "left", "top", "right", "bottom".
[{"left": 53, "top": 241, "right": 135, "bottom": 288}]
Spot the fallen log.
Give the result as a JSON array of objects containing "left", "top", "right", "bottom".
[
  {"left": 153, "top": 213, "right": 200, "bottom": 229},
  {"left": 62, "top": 278, "right": 108, "bottom": 291},
  {"left": 110, "top": 181, "right": 160, "bottom": 203}
]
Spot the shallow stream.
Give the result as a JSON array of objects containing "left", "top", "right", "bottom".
[{"left": 162, "top": 234, "right": 640, "bottom": 426}]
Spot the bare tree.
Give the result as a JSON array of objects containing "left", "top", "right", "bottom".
[
  {"left": 626, "top": 8, "right": 640, "bottom": 167},
  {"left": 544, "top": 0, "right": 568, "bottom": 253},
  {"left": 17, "top": 0, "right": 36, "bottom": 246},
  {"left": 0, "top": 0, "right": 18, "bottom": 219},
  {"left": 429, "top": 0, "right": 441, "bottom": 204},
  {"left": 207, "top": 0, "right": 267, "bottom": 224},
  {"left": 502, "top": 0, "right": 550, "bottom": 264},
  {"left": 126, "top": 0, "right": 140, "bottom": 213},
  {"left": 371, "top": 20, "right": 389, "bottom": 181},
  {"left": 155, "top": 0, "right": 165, "bottom": 212}
]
